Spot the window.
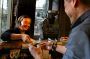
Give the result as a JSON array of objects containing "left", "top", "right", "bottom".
[
  {"left": 0, "top": 0, "right": 12, "bottom": 41},
  {"left": 34, "top": 0, "right": 49, "bottom": 39}
]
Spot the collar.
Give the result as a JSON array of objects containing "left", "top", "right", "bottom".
[{"left": 71, "top": 10, "right": 90, "bottom": 29}]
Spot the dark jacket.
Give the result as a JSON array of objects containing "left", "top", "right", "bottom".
[{"left": 1, "top": 28, "right": 33, "bottom": 41}]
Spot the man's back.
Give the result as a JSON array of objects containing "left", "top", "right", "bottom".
[{"left": 63, "top": 10, "right": 90, "bottom": 59}]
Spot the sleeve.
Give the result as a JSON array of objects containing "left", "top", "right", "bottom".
[
  {"left": 62, "top": 31, "right": 90, "bottom": 59},
  {"left": 1, "top": 29, "right": 13, "bottom": 41}
]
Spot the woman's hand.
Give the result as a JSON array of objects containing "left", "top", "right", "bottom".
[{"left": 21, "top": 34, "right": 35, "bottom": 44}]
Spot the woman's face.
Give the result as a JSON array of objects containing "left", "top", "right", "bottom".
[{"left": 20, "top": 18, "right": 31, "bottom": 31}]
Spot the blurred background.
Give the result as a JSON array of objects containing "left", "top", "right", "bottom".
[{"left": 0, "top": 0, "right": 71, "bottom": 41}]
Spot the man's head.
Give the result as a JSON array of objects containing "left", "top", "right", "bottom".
[
  {"left": 64, "top": 0, "right": 90, "bottom": 24},
  {"left": 16, "top": 15, "right": 31, "bottom": 31}
]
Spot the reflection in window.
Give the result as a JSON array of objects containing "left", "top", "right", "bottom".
[{"left": 34, "top": 0, "right": 49, "bottom": 39}]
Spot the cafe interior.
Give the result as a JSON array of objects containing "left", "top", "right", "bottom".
[{"left": 0, "top": 0, "right": 71, "bottom": 59}]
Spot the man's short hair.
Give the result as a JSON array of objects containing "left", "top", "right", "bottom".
[
  {"left": 80, "top": 0, "right": 90, "bottom": 6},
  {"left": 65, "top": 0, "right": 90, "bottom": 6}
]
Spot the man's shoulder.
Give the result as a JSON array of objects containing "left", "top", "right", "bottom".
[{"left": 72, "top": 16, "right": 90, "bottom": 32}]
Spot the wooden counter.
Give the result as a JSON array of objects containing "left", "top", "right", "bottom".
[
  {"left": 0, "top": 41, "right": 34, "bottom": 59},
  {"left": 0, "top": 40, "right": 64, "bottom": 59}
]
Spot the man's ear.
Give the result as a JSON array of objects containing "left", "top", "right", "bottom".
[{"left": 71, "top": 0, "right": 79, "bottom": 7}]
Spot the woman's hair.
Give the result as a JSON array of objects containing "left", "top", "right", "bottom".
[{"left": 15, "top": 15, "right": 31, "bottom": 27}]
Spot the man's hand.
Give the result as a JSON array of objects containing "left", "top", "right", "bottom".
[
  {"left": 56, "top": 45, "right": 67, "bottom": 54},
  {"left": 28, "top": 44, "right": 43, "bottom": 59}
]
